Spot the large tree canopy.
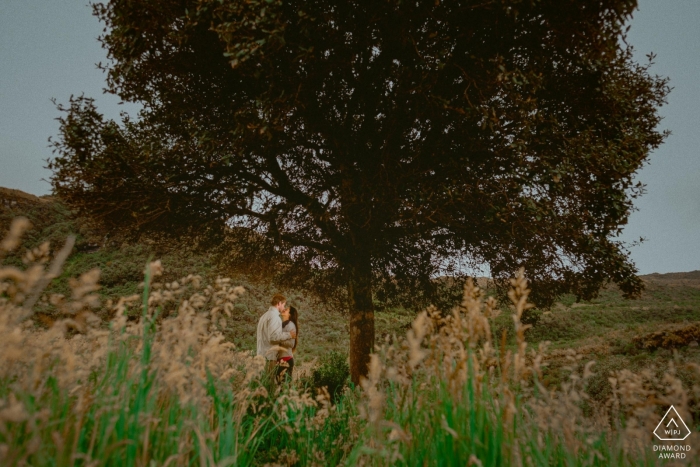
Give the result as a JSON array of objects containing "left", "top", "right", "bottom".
[{"left": 50, "top": 0, "right": 669, "bottom": 382}]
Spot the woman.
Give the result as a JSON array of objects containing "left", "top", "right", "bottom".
[{"left": 277, "top": 305, "right": 298, "bottom": 383}]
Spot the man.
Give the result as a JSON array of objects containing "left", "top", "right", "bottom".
[{"left": 257, "top": 293, "right": 297, "bottom": 384}]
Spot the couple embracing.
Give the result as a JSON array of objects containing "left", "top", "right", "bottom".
[{"left": 256, "top": 294, "right": 299, "bottom": 384}]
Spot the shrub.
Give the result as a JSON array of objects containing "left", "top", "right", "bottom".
[
  {"left": 308, "top": 351, "right": 350, "bottom": 403},
  {"left": 520, "top": 307, "right": 542, "bottom": 327},
  {"left": 632, "top": 322, "right": 700, "bottom": 349}
]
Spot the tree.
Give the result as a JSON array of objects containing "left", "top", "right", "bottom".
[{"left": 50, "top": 0, "right": 669, "bottom": 383}]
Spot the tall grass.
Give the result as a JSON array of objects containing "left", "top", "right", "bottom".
[
  {"left": 345, "top": 276, "right": 681, "bottom": 466},
  {"left": 1, "top": 218, "right": 698, "bottom": 465}
]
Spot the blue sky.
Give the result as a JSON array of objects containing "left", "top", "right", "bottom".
[{"left": 0, "top": 1, "right": 698, "bottom": 274}]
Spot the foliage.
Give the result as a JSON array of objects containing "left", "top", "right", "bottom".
[
  {"left": 306, "top": 351, "right": 350, "bottom": 404},
  {"left": 632, "top": 323, "right": 700, "bottom": 350},
  {"left": 0, "top": 190, "right": 92, "bottom": 258},
  {"left": 49, "top": 0, "right": 670, "bottom": 381},
  {"left": 519, "top": 307, "right": 542, "bottom": 328}
]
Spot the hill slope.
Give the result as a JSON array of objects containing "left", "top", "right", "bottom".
[
  {"left": 0, "top": 187, "right": 352, "bottom": 365},
  {"left": 2, "top": 186, "right": 699, "bottom": 393}
]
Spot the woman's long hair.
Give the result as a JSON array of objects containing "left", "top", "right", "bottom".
[{"left": 288, "top": 306, "right": 298, "bottom": 352}]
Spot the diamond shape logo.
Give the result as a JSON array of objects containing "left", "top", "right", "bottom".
[{"left": 654, "top": 406, "right": 691, "bottom": 441}]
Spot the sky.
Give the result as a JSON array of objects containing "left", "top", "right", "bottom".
[{"left": 0, "top": 1, "right": 698, "bottom": 275}]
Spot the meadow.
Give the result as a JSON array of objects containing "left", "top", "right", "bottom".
[{"left": 1, "top": 190, "right": 699, "bottom": 466}]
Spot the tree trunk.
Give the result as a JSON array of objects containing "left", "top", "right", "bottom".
[{"left": 348, "top": 253, "right": 375, "bottom": 385}]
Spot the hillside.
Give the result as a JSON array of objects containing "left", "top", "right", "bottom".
[
  {"left": 642, "top": 270, "right": 700, "bottom": 287},
  {"left": 3, "top": 186, "right": 700, "bottom": 465},
  {"left": 0, "top": 187, "right": 350, "bottom": 366},
  {"left": 2, "top": 186, "right": 700, "bottom": 393}
]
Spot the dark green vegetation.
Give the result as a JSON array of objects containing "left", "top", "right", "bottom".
[
  {"left": 303, "top": 351, "right": 351, "bottom": 403},
  {"left": 50, "top": 0, "right": 669, "bottom": 383}
]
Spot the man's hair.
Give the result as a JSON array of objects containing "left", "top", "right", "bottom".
[{"left": 270, "top": 293, "right": 286, "bottom": 306}]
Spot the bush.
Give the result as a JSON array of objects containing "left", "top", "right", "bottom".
[
  {"left": 632, "top": 322, "right": 700, "bottom": 349},
  {"left": 308, "top": 351, "right": 349, "bottom": 403},
  {"left": 520, "top": 307, "right": 542, "bottom": 327}
]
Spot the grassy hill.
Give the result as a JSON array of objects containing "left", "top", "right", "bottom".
[
  {"left": 0, "top": 187, "right": 354, "bottom": 367},
  {"left": 2, "top": 186, "right": 699, "bottom": 386},
  {"left": 0, "top": 189, "right": 700, "bottom": 466}
]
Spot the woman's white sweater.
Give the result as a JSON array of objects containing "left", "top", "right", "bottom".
[{"left": 277, "top": 321, "right": 296, "bottom": 359}]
